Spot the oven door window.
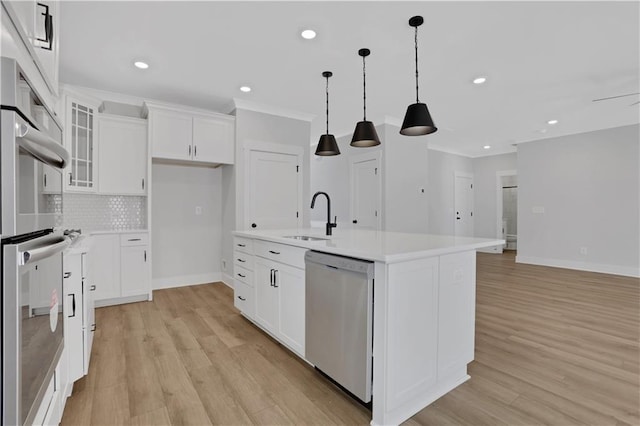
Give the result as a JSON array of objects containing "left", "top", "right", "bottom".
[{"left": 19, "top": 253, "right": 64, "bottom": 424}]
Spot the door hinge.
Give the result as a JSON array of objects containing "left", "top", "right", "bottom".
[{"left": 296, "top": 165, "right": 299, "bottom": 173}]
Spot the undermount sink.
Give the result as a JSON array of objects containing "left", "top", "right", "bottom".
[{"left": 282, "top": 235, "right": 329, "bottom": 241}]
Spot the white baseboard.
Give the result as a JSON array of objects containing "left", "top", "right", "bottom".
[
  {"left": 515, "top": 255, "right": 640, "bottom": 278},
  {"left": 153, "top": 272, "right": 223, "bottom": 290},
  {"left": 221, "top": 273, "right": 234, "bottom": 288}
]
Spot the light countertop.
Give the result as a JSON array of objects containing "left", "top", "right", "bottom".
[
  {"left": 89, "top": 229, "right": 148, "bottom": 235},
  {"left": 233, "top": 228, "right": 504, "bottom": 263}
]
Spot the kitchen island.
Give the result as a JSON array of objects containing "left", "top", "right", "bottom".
[{"left": 232, "top": 228, "right": 502, "bottom": 425}]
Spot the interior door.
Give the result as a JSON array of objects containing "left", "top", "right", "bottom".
[
  {"left": 247, "top": 150, "right": 301, "bottom": 230},
  {"left": 350, "top": 153, "right": 381, "bottom": 230},
  {"left": 454, "top": 173, "right": 474, "bottom": 237}
]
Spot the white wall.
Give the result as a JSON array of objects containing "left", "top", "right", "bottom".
[
  {"left": 221, "top": 107, "right": 311, "bottom": 285},
  {"left": 428, "top": 150, "right": 474, "bottom": 235},
  {"left": 517, "top": 124, "right": 639, "bottom": 277},
  {"left": 473, "top": 153, "right": 518, "bottom": 240},
  {"left": 152, "top": 162, "right": 223, "bottom": 288}
]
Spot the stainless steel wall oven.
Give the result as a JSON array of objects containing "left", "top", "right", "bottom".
[{"left": 1, "top": 57, "right": 71, "bottom": 425}]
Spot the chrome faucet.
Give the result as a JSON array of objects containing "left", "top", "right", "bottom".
[{"left": 311, "top": 191, "right": 337, "bottom": 236}]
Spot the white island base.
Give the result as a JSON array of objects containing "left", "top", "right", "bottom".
[{"left": 231, "top": 229, "right": 502, "bottom": 425}]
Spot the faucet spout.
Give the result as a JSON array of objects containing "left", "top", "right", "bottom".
[{"left": 310, "top": 191, "right": 337, "bottom": 236}]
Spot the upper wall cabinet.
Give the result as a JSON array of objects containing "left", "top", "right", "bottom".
[
  {"left": 64, "top": 93, "right": 99, "bottom": 192},
  {"left": 144, "top": 102, "right": 235, "bottom": 165},
  {"left": 2, "top": 1, "right": 60, "bottom": 105},
  {"left": 97, "top": 115, "right": 148, "bottom": 195}
]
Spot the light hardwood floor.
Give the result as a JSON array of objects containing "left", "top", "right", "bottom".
[{"left": 61, "top": 252, "right": 640, "bottom": 425}]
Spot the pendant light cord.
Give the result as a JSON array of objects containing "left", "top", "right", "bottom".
[
  {"left": 414, "top": 26, "right": 420, "bottom": 103},
  {"left": 362, "top": 55, "right": 367, "bottom": 120},
  {"left": 325, "top": 75, "right": 329, "bottom": 135}
]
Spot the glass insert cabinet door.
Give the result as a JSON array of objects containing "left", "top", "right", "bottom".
[{"left": 65, "top": 96, "right": 97, "bottom": 191}]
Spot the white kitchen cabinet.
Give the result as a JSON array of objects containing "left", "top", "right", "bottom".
[
  {"left": 233, "top": 237, "right": 255, "bottom": 319},
  {"left": 252, "top": 241, "right": 306, "bottom": 357},
  {"left": 145, "top": 102, "right": 235, "bottom": 165},
  {"left": 63, "top": 249, "right": 95, "bottom": 384},
  {"left": 97, "top": 114, "right": 147, "bottom": 195},
  {"left": 64, "top": 93, "right": 99, "bottom": 192},
  {"left": 120, "top": 244, "right": 150, "bottom": 298},
  {"left": 90, "top": 234, "right": 120, "bottom": 301},
  {"left": 90, "top": 232, "right": 150, "bottom": 306}
]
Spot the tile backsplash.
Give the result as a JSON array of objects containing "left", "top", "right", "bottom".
[{"left": 57, "top": 193, "right": 147, "bottom": 232}]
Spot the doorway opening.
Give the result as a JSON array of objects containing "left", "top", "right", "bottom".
[{"left": 497, "top": 172, "right": 518, "bottom": 252}]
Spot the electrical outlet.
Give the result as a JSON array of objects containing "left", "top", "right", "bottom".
[
  {"left": 580, "top": 247, "right": 588, "bottom": 255},
  {"left": 195, "top": 206, "right": 202, "bottom": 215},
  {"left": 532, "top": 206, "right": 545, "bottom": 214}
]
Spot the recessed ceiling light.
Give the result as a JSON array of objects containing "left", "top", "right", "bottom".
[
  {"left": 240, "top": 86, "right": 251, "bottom": 93},
  {"left": 483, "top": 145, "right": 491, "bottom": 149},
  {"left": 547, "top": 119, "right": 558, "bottom": 125},
  {"left": 134, "top": 61, "right": 149, "bottom": 69},
  {"left": 473, "top": 76, "right": 487, "bottom": 85},
  {"left": 301, "top": 29, "right": 316, "bottom": 40}
]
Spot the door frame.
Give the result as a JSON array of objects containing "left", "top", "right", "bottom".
[
  {"left": 454, "top": 171, "right": 474, "bottom": 237},
  {"left": 495, "top": 169, "right": 517, "bottom": 254},
  {"left": 349, "top": 150, "right": 382, "bottom": 231},
  {"left": 243, "top": 141, "right": 304, "bottom": 230}
]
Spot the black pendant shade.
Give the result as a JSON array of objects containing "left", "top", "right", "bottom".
[
  {"left": 316, "top": 134, "right": 340, "bottom": 156},
  {"left": 400, "top": 16, "right": 437, "bottom": 137},
  {"left": 315, "top": 71, "right": 340, "bottom": 156},
  {"left": 351, "top": 121, "right": 380, "bottom": 147},
  {"left": 351, "top": 48, "right": 380, "bottom": 147},
  {"left": 400, "top": 102, "right": 437, "bottom": 136}
]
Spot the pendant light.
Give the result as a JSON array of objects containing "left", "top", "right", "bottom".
[
  {"left": 315, "top": 71, "right": 341, "bottom": 156},
  {"left": 351, "top": 48, "right": 381, "bottom": 147},
  {"left": 400, "top": 16, "right": 437, "bottom": 136}
]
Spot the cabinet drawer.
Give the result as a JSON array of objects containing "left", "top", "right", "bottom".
[
  {"left": 254, "top": 240, "right": 306, "bottom": 269},
  {"left": 234, "top": 265, "right": 254, "bottom": 286},
  {"left": 234, "top": 280, "right": 254, "bottom": 319},
  {"left": 234, "top": 237, "right": 253, "bottom": 254},
  {"left": 234, "top": 250, "right": 253, "bottom": 270},
  {"left": 120, "top": 233, "right": 149, "bottom": 246}
]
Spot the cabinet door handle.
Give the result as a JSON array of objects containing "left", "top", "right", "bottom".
[
  {"left": 188, "top": 145, "right": 192, "bottom": 156},
  {"left": 237, "top": 258, "right": 246, "bottom": 263},
  {"left": 273, "top": 270, "right": 278, "bottom": 288},
  {"left": 69, "top": 173, "right": 73, "bottom": 185},
  {"left": 194, "top": 145, "right": 197, "bottom": 157},
  {"left": 237, "top": 273, "right": 246, "bottom": 278},
  {"left": 270, "top": 269, "right": 274, "bottom": 286},
  {"left": 144, "top": 250, "right": 147, "bottom": 262},
  {"left": 91, "top": 324, "right": 96, "bottom": 332},
  {"left": 68, "top": 294, "right": 76, "bottom": 318},
  {"left": 90, "top": 285, "right": 96, "bottom": 291},
  {"left": 237, "top": 243, "right": 246, "bottom": 247},
  {"left": 268, "top": 250, "right": 280, "bottom": 255},
  {"left": 63, "top": 272, "right": 72, "bottom": 279},
  {"left": 142, "top": 178, "right": 145, "bottom": 190},
  {"left": 128, "top": 238, "right": 141, "bottom": 242},
  {"left": 237, "top": 295, "right": 246, "bottom": 301},
  {"left": 43, "top": 173, "right": 47, "bottom": 188}
]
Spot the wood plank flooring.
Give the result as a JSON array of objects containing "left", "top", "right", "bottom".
[{"left": 61, "top": 252, "right": 640, "bottom": 425}]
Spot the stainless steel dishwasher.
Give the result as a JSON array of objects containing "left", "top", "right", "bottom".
[{"left": 305, "top": 250, "right": 374, "bottom": 403}]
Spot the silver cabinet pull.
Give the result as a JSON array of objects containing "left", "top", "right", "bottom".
[
  {"left": 144, "top": 250, "right": 147, "bottom": 262},
  {"left": 68, "top": 294, "right": 76, "bottom": 318},
  {"left": 188, "top": 145, "right": 191, "bottom": 156},
  {"left": 268, "top": 250, "right": 280, "bottom": 255},
  {"left": 63, "top": 272, "right": 72, "bottom": 279},
  {"left": 142, "top": 178, "right": 145, "bottom": 190},
  {"left": 128, "top": 238, "right": 141, "bottom": 242},
  {"left": 237, "top": 273, "right": 246, "bottom": 278},
  {"left": 237, "top": 295, "right": 246, "bottom": 301},
  {"left": 237, "top": 258, "right": 246, "bottom": 263},
  {"left": 194, "top": 145, "right": 197, "bottom": 157},
  {"left": 90, "top": 285, "right": 96, "bottom": 291},
  {"left": 237, "top": 243, "right": 246, "bottom": 247},
  {"left": 91, "top": 324, "right": 96, "bottom": 332},
  {"left": 273, "top": 269, "right": 279, "bottom": 288}
]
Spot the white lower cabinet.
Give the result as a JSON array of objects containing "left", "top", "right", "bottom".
[
  {"left": 90, "top": 232, "right": 151, "bottom": 306},
  {"left": 253, "top": 245, "right": 306, "bottom": 357},
  {"left": 63, "top": 250, "right": 95, "bottom": 383}
]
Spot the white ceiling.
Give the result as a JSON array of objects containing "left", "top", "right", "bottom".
[{"left": 59, "top": 1, "right": 640, "bottom": 157}]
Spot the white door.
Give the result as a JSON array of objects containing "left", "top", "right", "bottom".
[
  {"left": 454, "top": 173, "right": 474, "bottom": 237},
  {"left": 247, "top": 150, "right": 301, "bottom": 230},
  {"left": 350, "top": 152, "right": 381, "bottom": 230}
]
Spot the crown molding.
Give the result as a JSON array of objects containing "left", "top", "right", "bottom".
[{"left": 229, "top": 98, "right": 316, "bottom": 122}]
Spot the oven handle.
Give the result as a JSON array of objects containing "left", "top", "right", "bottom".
[
  {"left": 20, "top": 236, "right": 71, "bottom": 266},
  {"left": 16, "top": 122, "right": 70, "bottom": 169}
]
